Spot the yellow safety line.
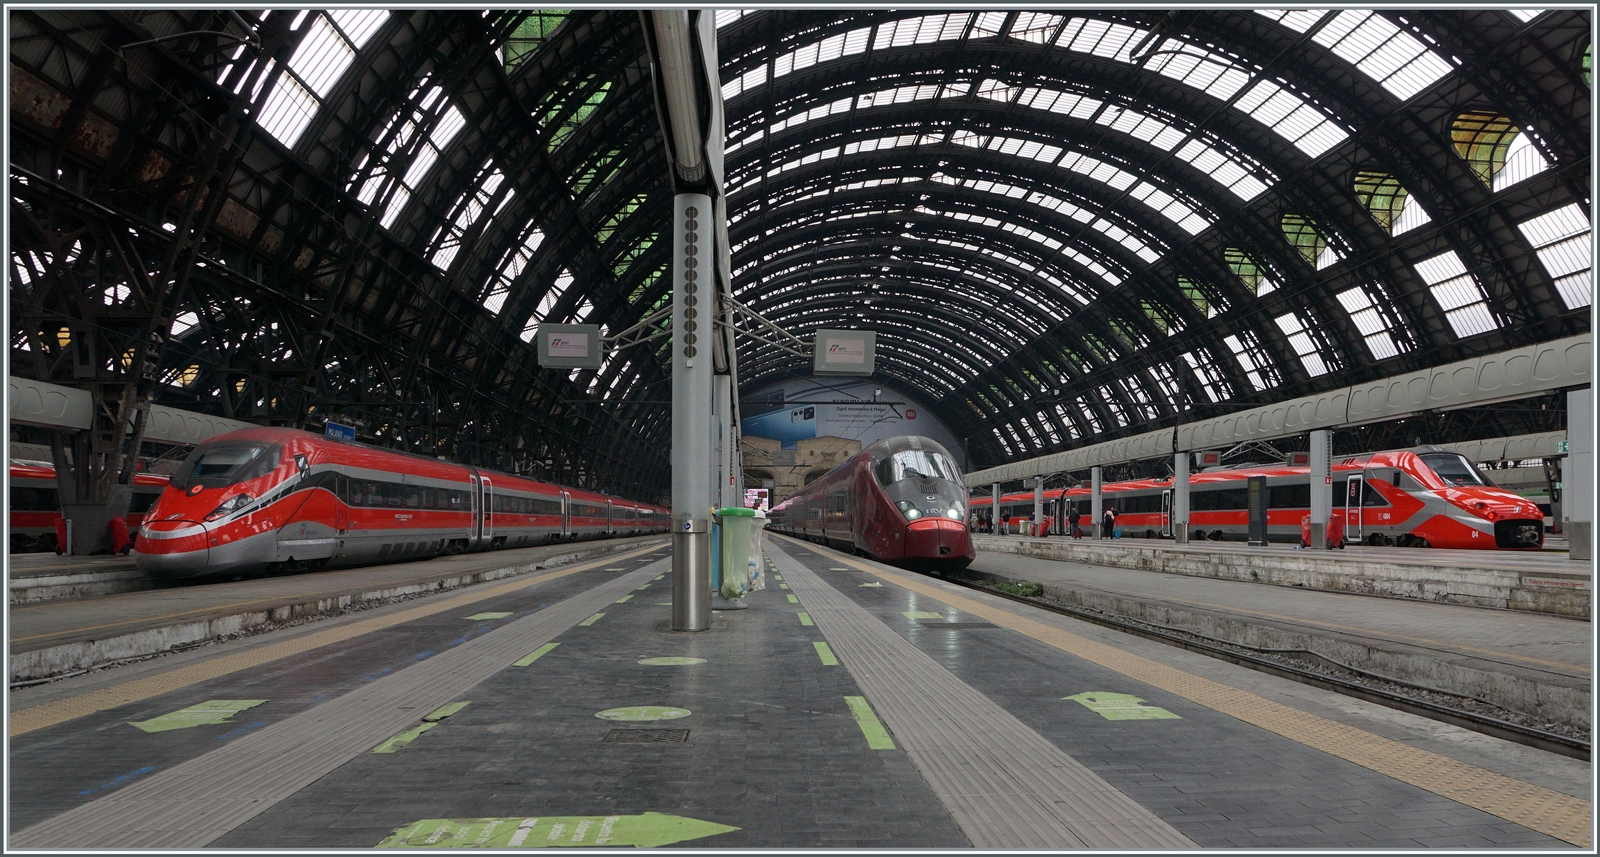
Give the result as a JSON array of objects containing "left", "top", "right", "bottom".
[
  {"left": 791, "top": 539, "right": 1592, "bottom": 848},
  {"left": 9, "top": 544, "right": 662, "bottom": 738},
  {"left": 1160, "top": 595, "right": 1588, "bottom": 675},
  {"left": 11, "top": 540, "right": 667, "bottom": 642}
]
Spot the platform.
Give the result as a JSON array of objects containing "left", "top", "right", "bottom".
[
  {"left": 8, "top": 536, "right": 666, "bottom": 683},
  {"left": 973, "top": 535, "right": 1592, "bottom": 619},
  {"left": 8, "top": 536, "right": 1590, "bottom": 849}
]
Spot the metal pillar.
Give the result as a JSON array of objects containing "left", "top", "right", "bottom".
[
  {"left": 1173, "top": 452, "right": 1190, "bottom": 544},
  {"left": 990, "top": 482, "right": 999, "bottom": 533},
  {"left": 1032, "top": 477, "right": 1044, "bottom": 537},
  {"left": 671, "top": 193, "right": 713, "bottom": 630},
  {"left": 1309, "top": 429, "right": 1331, "bottom": 550},
  {"left": 1091, "top": 466, "right": 1103, "bottom": 539},
  {"left": 1566, "top": 388, "right": 1591, "bottom": 561}
]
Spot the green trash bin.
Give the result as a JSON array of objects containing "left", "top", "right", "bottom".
[{"left": 716, "top": 507, "right": 756, "bottom": 600}]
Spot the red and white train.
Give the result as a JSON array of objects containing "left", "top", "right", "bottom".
[
  {"left": 9, "top": 460, "right": 168, "bottom": 553},
  {"left": 971, "top": 447, "right": 1544, "bottom": 550},
  {"left": 134, "top": 427, "right": 669, "bottom": 577},
  {"left": 768, "top": 435, "right": 976, "bottom": 570}
]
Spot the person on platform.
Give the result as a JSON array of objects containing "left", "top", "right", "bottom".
[{"left": 1102, "top": 505, "right": 1117, "bottom": 539}]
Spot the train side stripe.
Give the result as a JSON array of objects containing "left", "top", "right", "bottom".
[{"left": 794, "top": 537, "right": 1591, "bottom": 849}]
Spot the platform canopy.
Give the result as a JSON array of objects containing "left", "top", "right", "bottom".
[{"left": 9, "top": 10, "right": 1590, "bottom": 497}]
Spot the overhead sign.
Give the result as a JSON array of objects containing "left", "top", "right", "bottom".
[
  {"left": 813, "top": 329, "right": 875, "bottom": 376},
  {"left": 536, "top": 324, "right": 604, "bottom": 369},
  {"left": 325, "top": 421, "right": 356, "bottom": 441}
]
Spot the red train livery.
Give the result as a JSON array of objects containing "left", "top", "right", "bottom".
[
  {"left": 135, "top": 427, "right": 668, "bottom": 577},
  {"left": 9, "top": 460, "right": 168, "bottom": 553},
  {"left": 769, "top": 435, "right": 975, "bottom": 570},
  {"left": 971, "top": 447, "right": 1543, "bottom": 550}
]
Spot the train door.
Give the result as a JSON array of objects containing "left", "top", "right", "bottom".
[
  {"left": 482, "top": 476, "right": 495, "bottom": 541},
  {"left": 1344, "top": 475, "right": 1364, "bottom": 541},
  {"left": 561, "top": 490, "right": 571, "bottom": 540},
  {"left": 1161, "top": 490, "right": 1173, "bottom": 537},
  {"left": 333, "top": 472, "right": 349, "bottom": 554},
  {"left": 470, "top": 474, "right": 483, "bottom": 543},
  {"left": 605, "top": 500, "right": 614, "bottom": 535}
]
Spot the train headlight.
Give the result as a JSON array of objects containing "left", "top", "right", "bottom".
[
  {"left": 946, "top": 508, "right": 962, "bottom": 520},
  {"left": 205, "top": 494, "right": 253, "bottom": 521},
  {"left": 897, "top": 500, "right": 922, "bottom": 520}
]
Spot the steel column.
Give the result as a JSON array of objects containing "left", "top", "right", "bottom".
[
  {"left": 672, "top": 193, "right": 713, "bottom": 630},
  {"left": 1566, "top": 389, "right": 1591, "bottom": 562},
  {"left": 1309, "top": 429, "right": 1332, "bottom": 550}
]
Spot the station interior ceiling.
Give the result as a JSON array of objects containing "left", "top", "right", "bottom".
[{"left": 8, "top": 10, "right": 1590, "bottom": 499}]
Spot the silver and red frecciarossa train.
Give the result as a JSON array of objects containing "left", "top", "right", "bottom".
[
  {"left": 768, "top": 435, "right": 975, "bottom": 570},
  {"left": 972, "top": 447, "right": 1543, "bottom": 550},
  {"left": 9, "top": 460, "right": 168, "bottom": 553},
  {"left": 135, "top": 427, "right": 669, "bottom": 578}
]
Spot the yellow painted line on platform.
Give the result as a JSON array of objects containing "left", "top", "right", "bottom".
[
  {"left": 614, "top": 595, "right": 634, "bottom": 603},
  {"left": 801, "top": 540, "right": 1592, "bottom": 848},
  {"left": 579, "top": 613, "right": 605, "bottom": 627},
  {"left": 814, "top": 642, "right": 839, "bottom": 666},
  {"left": 1168, "top": 596, "right": 1587, "bottom": 675},
  {"left": 9, "top": 543, "right": 662, "bottom": 737},
  {"left": 786, "top": 594, "right": 799, "bottom": 604},
  {"left": 797, "top": 613, "right": 814, "bottom": 627},
  {"left": 844, "top": 695, "right": 895, "bottom": 749}
]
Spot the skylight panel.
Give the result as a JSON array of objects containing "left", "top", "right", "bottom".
[
  {"left": 257, "top": 74, "right": 319, "bottom": 149},
  {"left": 1414, "top": 250, "right": 1500, "bottom": 337},
  {"left": 1274, "top": 312, "right": 1329, "bottom": 376},
  {"left": 1181, "top": 351, "right": 1227, "bottom": 401},
  {"left": 1508, "top": 10, "right": 1545, "bottom": 22},
  {"left": 1336, "top": 285, "right": 1405, "bottom": 360},
  {"left": 522, "top": 267, "right": 576, "bottom": 341},
  {"left": 1309, "top": 11, "right": 1453, "bottom": 101},
  {"left": 329, "top": 9, "right": 389, "bottom": 48},
  {"left": 1516, "top": 204, "right": 1592, "bottom": 309},
  {"left": 1144, "top": 41, "right": 1253, "bottom": 100},
  {"left": 1496, "top": 132, "right": 1551, "bottom": 191},
  {"left": 171, "top": 311, "right": 200, "bottom": 337},
  {"left": 1223, "top": 332, "right": 1273, "bottom": 391},
  {"left": 1009, "top": 12, "right": 1063, "bottom": 44},
  {"left": 1256, "top": 10, "right": 1329, "bottom": 33},
  {"left": 288, "top": 16, "right": 351, "bottom": 96},
  {"left": 431, "top": 167, "right": 505, "bottom": 271},
  {"left": 1056, "top": 18, "right": 1141, "bottom": 61},
  {"left": 483, "top": 227, "right": 544, "bottom": 315},
  {"left": 873, "top": 14, "right": 971, "bottom": 50},
  {"left": 716, "top": 10, "right": 751, "bottom": 28},
  {"left": 1234, "top": 79, "right": 1348, "bottom": 157},
  {"left": 1074, "top": 397, "right": 1104, "bottom": 432},
  {"left": 722, "top": 64, "right": 768, "bottom": 101},
  {"left": 256, "top": 11, "right": 389, "bottom": 150}
]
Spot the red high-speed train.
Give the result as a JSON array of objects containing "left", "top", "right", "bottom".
[
  {"left": 768, "top": 435, "right": 975, "bottom": 570},
  {"left": 135, "top": 427, "right": 669, "bottom": 577},
  {"left": 971, "top": 447, "right": 1544, "bottom": 550},
  {"left": 9, "top": 461, "right": 168, "bottom": 553}
]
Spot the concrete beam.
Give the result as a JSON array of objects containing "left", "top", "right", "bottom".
[{"left": 9, "top": 376, "right": 258, "bottom": 446}]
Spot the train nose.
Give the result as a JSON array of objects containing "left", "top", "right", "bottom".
[
  {"left": 906, "top": 517, "right": 971, "bottom": 559},
  {"left": 134, "top": 518, "right": 211, "bottom": 577}
]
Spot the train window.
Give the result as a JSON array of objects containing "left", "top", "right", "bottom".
[
  {"left": 1269, "top": 483, "right": 1312, "bottom": 508},
  {"left": 1418, "top": 453, "right": 1495, "bottom": 488},
  {"left": 1361, "top": 485, "right": 1391, "bottom": 506},
  {"left": 171, "top": 443, "right": 281, "bottom": 489},
  {"left": 874, "top": 457, "right": 895, "bottom": 486},
  {"left": 128, "top": 491, "right": 160, "bottom": 513},
  {"left": 1192, "top": 487, "right": 1248, "bottom": 511},
  {"left": 9, "top": 486, "right": 59, "bottom": 511},
  {"left": 886, "top": 450, "right": 959, "bottom": 484}
]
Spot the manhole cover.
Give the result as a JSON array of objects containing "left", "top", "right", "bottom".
[
  {"left": 603, "top": 729, "right": 690, "bottom": 744},
  {"left": 916, "top": 621, "right": 999, "bottom": 629}
]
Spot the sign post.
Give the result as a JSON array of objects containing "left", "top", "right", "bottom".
[
  {"left": 1246, "top": 475, "right": 1268, "bottom": 546},
  {"left": 324, "top": 421, "right": 356, "bottom": 441}
]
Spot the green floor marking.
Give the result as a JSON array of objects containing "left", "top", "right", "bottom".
[
  {"left": 129, "top": 699, "right": 265, "bottom": 733},
  {"left": 374, "top": 701, "right": 470, "bottom": 752},
  {"left": 829, "top": 567, "right": 848, "bottom": 571},
  {"left": 901, "top": 610, "right": 943, "bottom": 620},
  {"left": 844, "top": 696, "right": 895, "bottom": 750},
  {"left": 786, "top": 594, "right": 798, "bottom": 604},
  {"left": 579, "top": 613, "right": 605, "bottom": 626},
  {"left": 638, "top": 657, "right": 705, "bottom": 666},
  {"left": 778, "top": 583, "right": 789, "bottom": 589},
  {"left": 653, "top": 575, "right": 664, "bottom": 581},
  {"left": 859, "top": 582, "right": 883, "bottom": 588},
  {"left": 605, "top": 567, "right": 625, "bottom": 571},
  {"left": 377, "top": 813, "right": 738, "bottom": 848},
  {"left": 813, "top": 642, "right": 838, "bottom": 666},
  {"left": 514, "top": 643, "right": 559, "bottom": 667},
  {"left": 467, "top": 612, "right": 513, "bottom": 621},
  {"left": 613, "top": 595, "right": 633, "bottom": 603},
  {"left": 372, "top": 722, "right": 436, "bottom": 753},
  {"left": 595, "top": 706, "right": 690, "bottom": 722},
  {"left": 636, "top": 583, "right": 651, "bottom": 590},
  {"left": 656, "top": 601, "right": 672, "bottom": 605},
  {"left": 797, "top": 612, "right": 813, "bottom": 626},
  {"left": 1065, "top": 692, "right": 1182, "bottom": 721},
  {"left": 424, "top": 701, "right": 470, "bottom": 722}
]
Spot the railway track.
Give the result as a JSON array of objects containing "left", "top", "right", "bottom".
[{"left": 934, "top": 572, "right": 1590, "bottom": 762}]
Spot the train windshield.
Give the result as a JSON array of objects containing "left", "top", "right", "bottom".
[
  {"left": 878, "top": 450, "right": 960, "bottom": 485},
  {"left": 1417, "top": 453, "right": 1495, "bottom": 488},
  {"left": 170, "top": 443, "right": 281, "bottom": 490}
]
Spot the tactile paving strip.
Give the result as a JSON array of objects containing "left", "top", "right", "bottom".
[
  {"left": 10, "top": 544, "right": 664, "bottom": 737},
  {"left": 807, "top": 541, "right": 1594, "bottom": 849},
  {"left": 10, "top": 558, "right": 667, "bottom": 849},
  {"left": 768, "top": 543, "right": 1195, "bottom": 849}
]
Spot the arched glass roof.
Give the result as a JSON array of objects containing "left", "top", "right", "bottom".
[{"left": 7, "top": 9, "right": 1589, "bottom": 494}]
